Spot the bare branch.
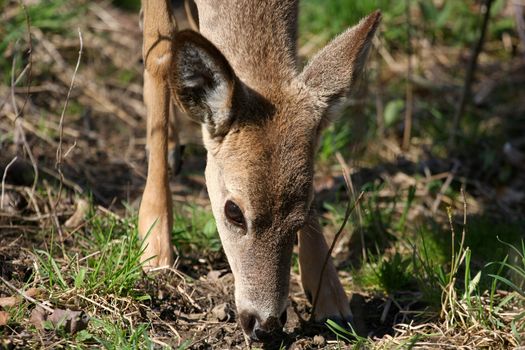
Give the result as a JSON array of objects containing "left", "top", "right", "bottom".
[{"left": 449, "top": 0, "right": 494, "bottom": 148}]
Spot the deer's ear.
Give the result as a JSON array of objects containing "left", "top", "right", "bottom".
[
  {"left": 299, "top": 11, "right": 381, "bottom": 107},
  {"left": 170, "top": 30, "right": 237, "bottom": 137}
]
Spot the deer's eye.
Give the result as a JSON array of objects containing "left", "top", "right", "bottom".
[{"left": 224, "top": 200, "right": 245, "bottom": 228}]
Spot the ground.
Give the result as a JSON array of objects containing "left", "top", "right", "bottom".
[{"left": 1, "top": 0, "right": 525, "bottom": 349}]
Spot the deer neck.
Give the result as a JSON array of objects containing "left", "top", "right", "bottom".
[{"left": 195, "top": 0, "right": 299, "bottom": 93}]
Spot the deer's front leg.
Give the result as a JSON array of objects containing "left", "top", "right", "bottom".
[
  {"left": 298, "top": 212, "right": 352, "bottom": 323},
  {"left": 138, "top": 0, "right": 176, "bottom": 270}
]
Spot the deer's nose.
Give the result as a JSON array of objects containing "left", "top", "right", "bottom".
[{"left": 239, "top": 310, "right": 287, "bottom": 341}]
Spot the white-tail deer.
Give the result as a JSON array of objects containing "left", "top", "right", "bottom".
[{"left": 139, "top": 0, "right": 380, "bottom": 341}]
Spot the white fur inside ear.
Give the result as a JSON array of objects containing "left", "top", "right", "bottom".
[
  {"left": 176, "top": 42, "right": 233, "bottom": 135},
  {"left": 206, "top": 80, "right": 231, "bottom": 125}
]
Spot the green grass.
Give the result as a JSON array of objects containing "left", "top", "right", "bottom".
[
  {"left": 172, "top": 203, "right": 221, "bottom": 254},
  {"left": 0, "top": 193, "right": 218, "bottom": 345},
  {"left": 317, "top": 179, "right": 525, "bottom": 344},
  {"left": 34, "top": 211, "right": 146, "bottom": 299},
  {"left": 0, "top": 0, "right": 86, "bottom": 84},
  {"left": 0, "top": 199, "right": 222, "bottom": 348},
  {"left": 329, "top": 207, "right": 525, "bottom": 346},
  {"left": 300, "top": 0, "right": 514, "bottom": 48},
  {"left": 89, "top": 319, "right": 156, "bottom": 350}
]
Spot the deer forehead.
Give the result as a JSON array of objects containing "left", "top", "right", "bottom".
[{"left": 214, "top": 115, "right": 316, "bottom": 224}]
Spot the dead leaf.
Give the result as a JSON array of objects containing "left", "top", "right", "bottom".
[
  {"left": 29, "top": 306, "right": 46, "bottom": 329},
  {"left": 0, "top": 288, "right": 41, "bottom": 308},
  {"left": 0, "top": 297, "right": 18, "bottom": 308},
  {"left": 30, "top": 306, "right": 89, "bottom": 334},
  {"left": 24, "top": 288, "right": 40, "bottom": 298},
  {"left": 210, "top": 303, "right": 231, "bottom": 322},
  {"left": 0, "top": 311, "right": 9, "bottom": 326},
  {"left": 65, "top": 198, "right": 89, "bottom": 228}
]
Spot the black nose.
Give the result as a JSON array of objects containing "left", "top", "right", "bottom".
[{"left": 239, "top": 311, "right": 286, "bottom": 341}]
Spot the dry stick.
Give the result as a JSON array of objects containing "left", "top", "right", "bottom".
[
  {"left": 1, "top": 156, "right": 18, "bottom": 210},
  {"left": 402, "top": 0, "right": 414, "bottom": 150},
  {"left": 10, "top": 48, "right": 39, "bottom": 194},
  {"left": 431, "top": 161, "right": 460, "bottom": 213},
  {"left": 310, "top": 166, "right": 365, "bottom": 320},
  {"left": 0, "top": 275, "right": 54, "bottom": 314},
  {"left": 449, "top": 0, "right": 494, "bottom": 148},
  {"left": 54, "top": 29, "right": 83, "bottom": 210},
  {"left": 0, "top": 62, "right": 29, "bottom": 112}
]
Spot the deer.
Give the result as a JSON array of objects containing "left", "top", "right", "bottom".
[{"left": 138, "top": 0, "right": 380, "bottom": 341}]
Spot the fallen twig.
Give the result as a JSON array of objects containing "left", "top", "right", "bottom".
[
  {"left": 431, "top": 161, "right": 460, "bottom": 213},
  {"left": 0, "top": 275, "right": 53, "bottom": 313}
]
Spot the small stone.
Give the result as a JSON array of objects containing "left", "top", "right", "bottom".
[
  {"left": 207, "top": 270, "right": 221, "bottom": 281},
  {"left": 313, "top": 335, "right": 325, "bottom": 346},
  {"left": 157, "top": 289, "right": 165, "bottom": 300}
]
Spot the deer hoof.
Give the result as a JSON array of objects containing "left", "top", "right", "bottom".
[
  {"left": 309, "top": 281, "right": 352, "bottom": 326},
  {"left": 140, "top": 248, "right": 173, "bottom": 272}
]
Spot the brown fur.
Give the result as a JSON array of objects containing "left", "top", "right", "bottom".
[{"left": 139, "top": 0, "right": 380, "bottom": 339}]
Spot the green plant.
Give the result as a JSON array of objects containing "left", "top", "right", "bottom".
[
  {"left": 326, "top": 319, "right": 370, "bottom": 348},
  {"left": 172, "top": 204, "right": 221, "bottom": 253},
  {"left": 1, "top": 0, "right": 86, "bottom": 83}
]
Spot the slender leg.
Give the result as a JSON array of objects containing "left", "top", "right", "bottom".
[
  {"left": 138, "top": 0, "right": 177, "bottom": 270},
  {"left": 298, "top": 211, "right": 352, "bottom": 322}
]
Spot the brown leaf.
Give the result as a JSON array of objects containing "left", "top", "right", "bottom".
[
  {"left": 0, "top": 311, "right": 9, "bottom": 326},
  {"left": 0, "top": 297, "right": 18, "bottom": 308},
  {"left": 29, "top": 306, "right": 89, "bottom": 334},
  {"left": 0, "top": 288, "right": 42, "bottom": 308},
  {"left": 25, "top": 288, "right": 41, "bottom": 298},
  {"left": 29, "top": 306, "right": 47, "bottom": 329},
  {"left": 210, "top": 303, "right": 231, "bottom": 322}
]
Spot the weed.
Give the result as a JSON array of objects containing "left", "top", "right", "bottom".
[
  {"left": 34, "top": 210, "right": 146, "bottom": 300},
  {"left": 326, "top": 319, "right": 370, "bottom": 349},
  {"left": 90, "top": 318, "right": 155, "bottom": 349}
]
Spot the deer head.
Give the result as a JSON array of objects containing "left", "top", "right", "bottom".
[{"left": 169, "top": 9, "right": 381, "bottom": 339}]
